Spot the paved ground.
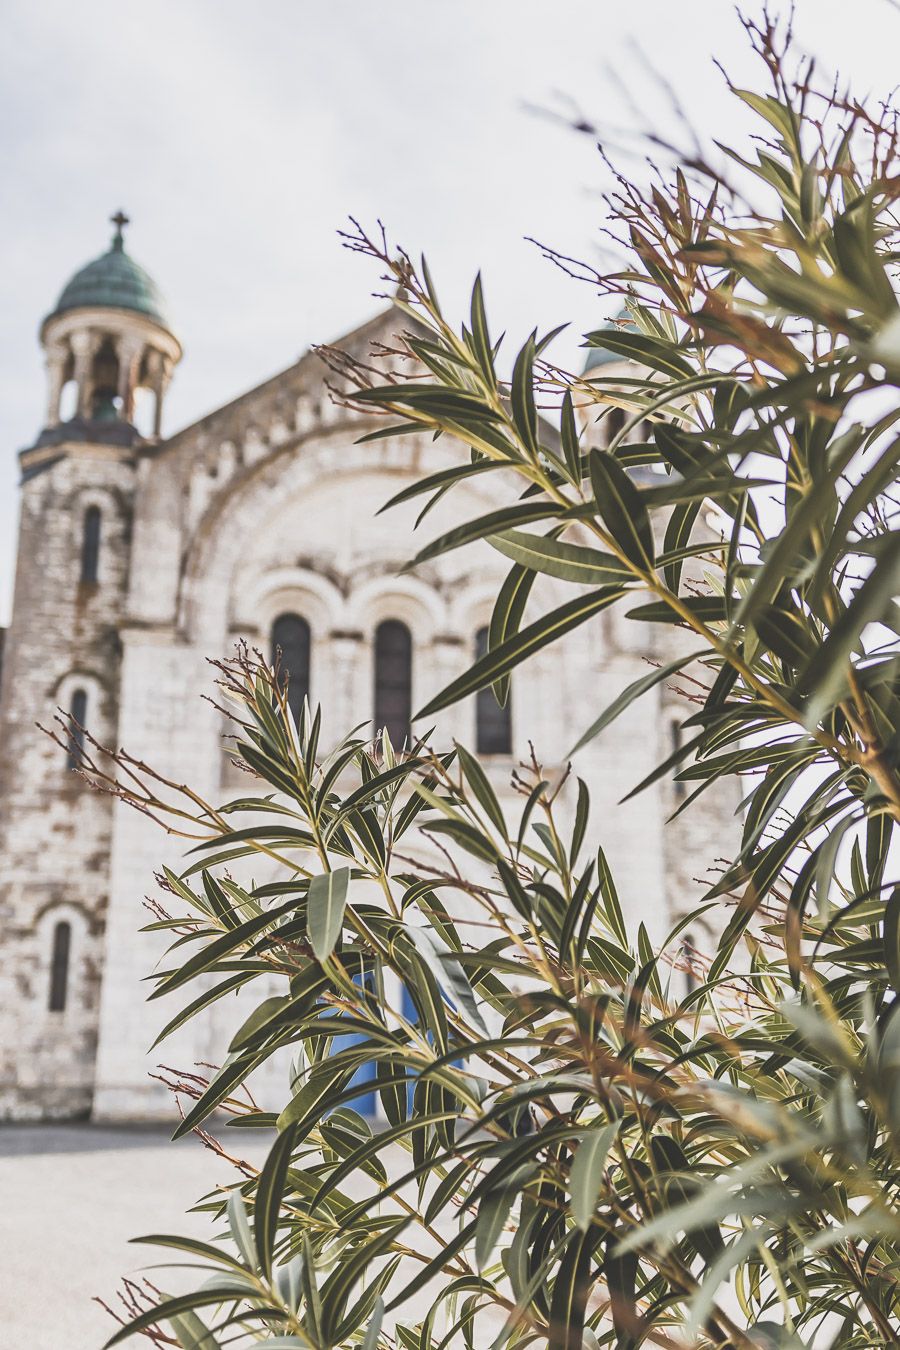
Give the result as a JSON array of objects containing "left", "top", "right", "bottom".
[
  {"left": 0, "top": 1123, "right": 506, "bottom": 1349},
  {"left": 0, "top": 1122, "right": 269, "bottom": 1349}
]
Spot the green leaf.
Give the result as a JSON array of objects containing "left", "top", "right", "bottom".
[
  {"left": 747, "top": 1324, "right": 808, "bottom": 1349},
  {"left": 320, "top": 1220, "right": 408, "bottom": 1340},
  {"left": 307, "top": 866, "right": 351, "bottom": 962},
  {"left": 885, "top": 886, "right": 900, "bottom": 994},
  {"left": 548, "top": 1227, "right": 595, "bottom": 1350},
  {"left": 626, "top": 595, "right": 729, "bottom": 626},
  {"left": 130, "top": 1233, "right": 248, "bottom": 1273},
  {"left": 227, "top": 1188, "right": 256, "bottom": 1268},
  {"left": 491, "top": 528, "right": 632, "bottom": 586},
  {"left": 165, "top": 1311, "right": 221, "bottom": 1349},
  {"left": 254, "top": 1122, "right": 297, "bottom": 1276},
  {"left": 475, "top": 1186, "right": 517, "bottom": 1271},
  {"left": 734, "top": 423, "right": 865, "bottom": 631},
  {"left": 582, "top": 329, "right": 694, "bottom": 380},
  {"left": 469, "top": 274, "right": 497, "bottom": 386},
  {"left": 408, "top": 923, "right": 495, "bottom": 1038},
  {"left": 570, "top": 1120, "right": 620, "bottom": 1231},
  {"left": 511, "top": 333, "right": 538, "bottom": 455},
  {"left": 589, "top": 449, "right": 655, "bottom": 568},
  {"left": 172, "top": 1044, "right": 279, "bottom": 1139},
  {"left": 801, "top": 532, "right": 900, "bottom": 726},
  {"left": 149, "top": 897, "right": 297, "bottom": 1000},
  {"left": 416, "top": 586, "right": 626, "bottom": 719},
  {"left": 103, "top": 1289, "right": 254, "bottom": 1347},
  {"left": 362, "top": 1297, "right": 385, "bottom": 1350},
  {"left": 570, "top": 649, "right": 706, "bottom": 755},
  {"left": 352, "top": 381, "right": 504, "bottom": 421},
  {"left": 408, "top": 501, "right": 561, "bottom": 570},
  {"left": 377, "top": 457, "right": 499, "bottom": 515},
  {"left": 455, "top": 742, "right": 507, "bottom": 837},
  {"left": 807, "top": 432, "right": 900, "bottom": 607},
  {"left": 488, "top": 561, "right": 536, "bottom": 706},
  {"left": 150, "top": 971, "right": 255, "bottom": 1049},
  {"left": 663, "top": 499, "right": 701, "bottom": 593},
  {"left": 685, "top": 1230, "right": 761, "bottom": 1343},
  {"left": 560, "top": 390, "right": 581, "bottom": 483}
]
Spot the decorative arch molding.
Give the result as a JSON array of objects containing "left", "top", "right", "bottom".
[
  {"left": 33, "top": 893, "right": 96, "bottom": 930},
  {"left": 177, "top": 428, "right": 438, "bottom": 646},
  {"left": 61, "top": 483, "right": 124, "bottom": 516},
  {"left": 176, "top": 422, "right": 533, "bottom": 651},
  {"left": 446, "top": 579, "right": 514, "bottom": 636},
  {"left": 50, "top": 667, "right": 106, "bottom": 706},
  {"left": 446, "top": 573, "right": 575, "bottom": 645},
  {"left": 231, "top": 566, "right": 345, "bottom": 641},
  {"left": 345, "top": 573, "right": 447, "bottom": 644}
]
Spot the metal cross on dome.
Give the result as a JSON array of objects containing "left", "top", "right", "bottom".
[{"left": 110, "top": 210, "right": 130, "bottom": 247}]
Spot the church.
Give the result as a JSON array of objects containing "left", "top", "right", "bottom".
[{"left": 0, "top": 216, "right": 738, "bottom": 1121}]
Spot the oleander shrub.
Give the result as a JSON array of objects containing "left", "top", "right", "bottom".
[{"left": 91, "top": 15, "right": 900, "bottom": 1349}]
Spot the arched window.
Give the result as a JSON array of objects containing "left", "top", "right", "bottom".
[
  {"left": 80, "top": 505, "right": 101, "bottom": 583},
  {"left": 374, "top": 620, "right": 412, "bottom": 751},
  {"left": 475, "top": 627, "right": 512, "bottom": 755},
  {"left": 682, "top": 933, "right": 698, "bottom": 998},
  {"left": 67, "top": 688, "right": 87, "bottom": 771},
  {"left": 48, "top": 920, "right": 71, "bottom": 1012},
  {"left": 606, "top": 406, "right": 626, "bottom": 444},
  {"left": 671, "top": 719, "right": 685, "bottom": 801},
  {"left": 270, "top": 614, "right": 311, "bottom": 725}
]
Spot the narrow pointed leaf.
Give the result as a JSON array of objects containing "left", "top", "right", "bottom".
[
  {"left": 570, "top": 1120, "right": 620, "bottom": 1230},
  {"left": 307, "top": 867, "right": 351, "bottom": 962}
]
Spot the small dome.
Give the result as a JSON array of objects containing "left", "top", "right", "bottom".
[
  {"left": 48, "top": 212, "right": 170, "bottom": 329},
  {"left": 582, "top": 306, "right": 638, "bottom": 374}
]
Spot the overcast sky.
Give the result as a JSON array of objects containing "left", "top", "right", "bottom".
[{"left": 1, "top": 0, "right": 897, "bottom": 624}]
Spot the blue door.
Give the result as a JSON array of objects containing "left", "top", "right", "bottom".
[
  {"left": 332, "top": 971, "right": 377, "bottom": 1117},
  {"left": 401, "top": 984, "right": 462, "bottom": 1110}
]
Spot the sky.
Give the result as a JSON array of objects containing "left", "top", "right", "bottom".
[{"left": 1, "top": 0, "right": 899, "bottom": 625}]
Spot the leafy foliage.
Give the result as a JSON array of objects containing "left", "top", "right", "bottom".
[{"left": 86, "top": 15, "right": 900, "bottom": 1350}]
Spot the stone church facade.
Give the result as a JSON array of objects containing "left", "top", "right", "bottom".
[{"left": 0, "top": 218, "right": 739, "bottom": 1121}]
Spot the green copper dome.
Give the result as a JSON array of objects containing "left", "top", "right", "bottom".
[
  {"left": 582, "top": 306, "right": 638, "bottom": 373},
  {"left": 49, "top": 212, "right": 170, "bottom": 329}
]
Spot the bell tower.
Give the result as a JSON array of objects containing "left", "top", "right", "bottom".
[
  {"left": 0, "top": 214, "right": 181, "bottom": 1118},
  {"left": 38, "top": 211, "right": 181, "bottom": 442}
]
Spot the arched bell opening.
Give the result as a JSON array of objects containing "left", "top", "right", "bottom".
[
  {"left": 130, "top": 385, "right": 156, "bottom": 438},
  {"left": 89, "top": 336, "right": 122, "bottom": 422},
  {"left": 58, "top": 376, "right": 78, "bottom": 423}
]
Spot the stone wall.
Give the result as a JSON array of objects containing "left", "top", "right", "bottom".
[{"left": 0, "top": 441, "right": 136, "bottom": 1116}]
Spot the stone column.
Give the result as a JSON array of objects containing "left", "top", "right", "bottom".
[
  {"left": 116, "top": 336, "right": 144, "bottom": 422},
  {"left": 70, "top": 331, "right": 98, "bottom": 418},
  {"left": 329, "top": 630, "right": 366, "bottom": 741},
  {"left": 149, "top": 352, "right": 173, "bottom": 437},
  {"left": 44, "top": 344, "right": 68, "bottom": 427},
  {"left": 430, "top": 633, "right": 467, "bottom": 746}
]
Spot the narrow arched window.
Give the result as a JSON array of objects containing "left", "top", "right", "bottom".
[
  {"left": 67, "top": 688, "right": 87, "bottom": 770},
  {"left": 80, "top": 505, "right": 101, "bottom": 583},
  {"left": 606, "top": 406, "right": 626, "bottom": 444},
  {"left": 374, "top": 620, "right": 412, "bottom": 751},
  {"left": 48, "top": 920, "right": 71, "bottom": 1012},
  {"left": 270, "top": 614, "right": 311, "bottom": 724},
  {"left": 671, "top": 719, "right": 685, "bottom": 800},
  {"left": 475, "top": 627, "right": 512, "bottom": 755},
  {"left": 682, "top": 933, "right": 697, "bottom": 998}
]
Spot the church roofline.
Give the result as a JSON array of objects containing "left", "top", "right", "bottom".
[{"left": 157, "top": 304, "right": 409, "bottom": 456}]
